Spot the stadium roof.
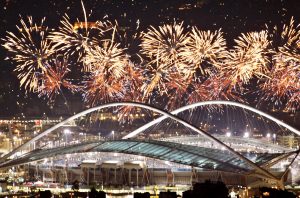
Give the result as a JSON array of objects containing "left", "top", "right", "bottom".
[{"left": 0, "top": 139, "right": 293, "bottom": 176}]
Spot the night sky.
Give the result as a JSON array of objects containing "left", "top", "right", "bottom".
[{"left": 0, "top": 0, "right": 299, "bottom": 118}]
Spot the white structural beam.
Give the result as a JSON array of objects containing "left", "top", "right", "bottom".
[
  {"left": 123, "top": 100, "right": 300, "bottom": 139},
  {"left": 2, "top": 101, "right": 298, "bottom": 180}
]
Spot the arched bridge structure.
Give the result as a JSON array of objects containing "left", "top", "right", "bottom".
[
  {"left": 1, "top": 101, "right": 300, "bottom": 188},
  {"left": 1, "top": 139, "right": 298, "bottom": 177}
]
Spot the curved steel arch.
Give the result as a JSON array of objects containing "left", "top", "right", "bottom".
[
  {"left": 1, "top": 101, "right": 277, "bottom": 179},
  {"left": 3, "top": 101, "right": 298, "bottom": 180},
  {"left": 123, "top": 100, "right": 300, "bottom": 139}
]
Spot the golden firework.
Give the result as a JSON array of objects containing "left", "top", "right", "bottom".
[
  {"left": 83, "top": 38, "right": 128, "bottom": 78},
  {"left": 48, "top": 14, "right": 113, "bottom": 63},
  {"left": 261, "top": 18, "right": 300, "bottom": 111},
  {"left": 2, "top": 16, "right": 54, "bottom": 92},
  {"left": 221, "top": 30, "right": 271, "bottom": 86},
  {"left": 180, "top": 27, "right": 227, "bottom": 77},
  {"left": 140, "top": 22, "right": 189, "bottom": 97}
]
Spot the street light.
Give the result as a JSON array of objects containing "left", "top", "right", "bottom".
[
  {"left": 64, "top": 129, "right": 71, "bottom": 146},
  {"left": 226, "top": 132, "right": 231, "bottom": 137},
  {"left": 64, "top": 129, "right": 71, "bottom": 134},
  {"left": 243, "top": 132, "right": 249, "bottom": 138}
]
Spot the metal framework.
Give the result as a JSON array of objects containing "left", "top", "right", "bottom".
[
  {"left": 0, "top": 139, "right": 290, "bottom": 174},
  {"left": 1, "top": 101, "right": 299, "bottom": 187}
]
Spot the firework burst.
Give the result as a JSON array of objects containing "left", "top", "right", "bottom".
[
  {"left": 140, "top": 22, "right": 188, "bottom": 67},
  {"left": 261, "top": 18, "right": 300, "bottom": 111},
  {"left": 48, "top": 14, "right": 113, "bottom": 65},
  {"left": 38, "top": 56, "right": 77, "bottom": 100},
  {"left": 221, "top": 30, "right": 271, "bottom": 87},
  {"left": 140, "top": 22, "right": 189, "bottom": 97},
  {"left": 83, "top": 32, "right": 130, "bottom": 105},
  {"left": 180, "top": 27, "right": 227, "bottom": 77},
  {"left": 117, "top": 62, "right": 145, "bottom": 122},
  {"left": 83, "top": 36, "right": 128, "bottom": 78},
  {"left": 83, "top": 71, "right": 124, "bottom": 106},
  {"left": 2, "top": 16, "right": 54, "bottom": 92}
]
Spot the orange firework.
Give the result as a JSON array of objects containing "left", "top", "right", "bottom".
[
  {"left": 117, "top": 62, "right": 145, "bottom": 123},
  {"left": 38, "top": 56, "right": 77, "bottom": 100},
  {"left": 165, "top": 72, "right": 191, "bottom": 110},
  {"left": 2, "top": 16, "right": 54, "bottom": 92},
  {"left": 83, "top": 71, "right": 124, "bottom": 106},
  {"left": 261, "top": 18, "right": 300, "bottom": 111}
]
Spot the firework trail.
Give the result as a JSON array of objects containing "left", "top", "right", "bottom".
[
  {"left": 48, "top": 15, "right": 113, "bottom": 65},
  {"left": 261, "top": 18, "right": 300, "bottom": 111},
  {"left": 83, "top": 27, "right": 130, "bottom": 105},
  {"left": 180, "top": 27, "right": 227, "bottom": 77},
  {"left": 38, "top": 56, "right": 77, "bottom": 100},
  {"left": 117, "top": 61, "right": 145, "bottom": 122},
  {"left": 140, "top": 22, "right": 189, "bottom": 98},
  {"left": 2, "top": 16, "right": 54, "bottom": 92},
  {"left": 83, "top": 31, "right": 128, "bottom": 78},
  {"left": 221, "top": 30, "right": 271, "bottom": 88}
]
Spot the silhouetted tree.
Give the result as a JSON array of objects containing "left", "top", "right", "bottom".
[
  {"left": 39, "top": 190, "right": 52, "bottom": 198},
  {"left": 134, "top": 192, "right": 151, "bottom": 198},
  {"left": 183, "top": 180, "right": 229, "bottom": 198},
  {"left": 71, "top": 180, "right": 79, "bottom": 191},
  {"left": 89, "top": 187, "right": 98, "bottom": 198},
  {"left": 88, "top": 187, "right": 106, "bottom": 198}
]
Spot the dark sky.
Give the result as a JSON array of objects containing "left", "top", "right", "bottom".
[{"left": 0, "top": 0, "right": 299, "bottom": 118}]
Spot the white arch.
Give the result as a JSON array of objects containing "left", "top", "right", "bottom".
[
  {"left": 123, "top": 100, "right": 300, "bottom": 139},
  {"left": 2, "top": 101, "right": 280, "bottom": 179}
]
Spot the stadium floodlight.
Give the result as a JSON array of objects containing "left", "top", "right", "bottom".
[{"left": 243, "top": 132, "right": 249, "bottom": 138}]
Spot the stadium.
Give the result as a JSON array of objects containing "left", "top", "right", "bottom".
[{"left": 0, "top": 101, "right": 299, "bottom": 192}]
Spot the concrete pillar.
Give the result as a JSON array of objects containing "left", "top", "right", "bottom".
[
  {"left": 80, "top": 167, "right": 83, "bottom": 184},
  {"left": 87, "top": 168, "right": 90, "bottom": 186},
  {"left": 51, "top": 170, "right": 54, "bottom": 183},
  {"left": 94, "top": 167, "right": 96, "bottom": 183},
  {"left": 128, "top": 169, "right": 131, "bottom": 185},
  {"left": 105, "top": 169, "right": 109, "bottom": 184},
  {"left": 136, "top": 169, "right": 139, "bottom": 186},
  {"left": 114, "top": 168, "right": 117, "bottom": 184}
]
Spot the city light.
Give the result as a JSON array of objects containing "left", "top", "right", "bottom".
[
  {"left": 243, "top": 132, "right": 249, "bottom": 138},
  {"left": 64, "top": 128, "right": 71, "bottom": 134},
  {"left": 112, "top": 130, "right": 115, "bottom": 140}
]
